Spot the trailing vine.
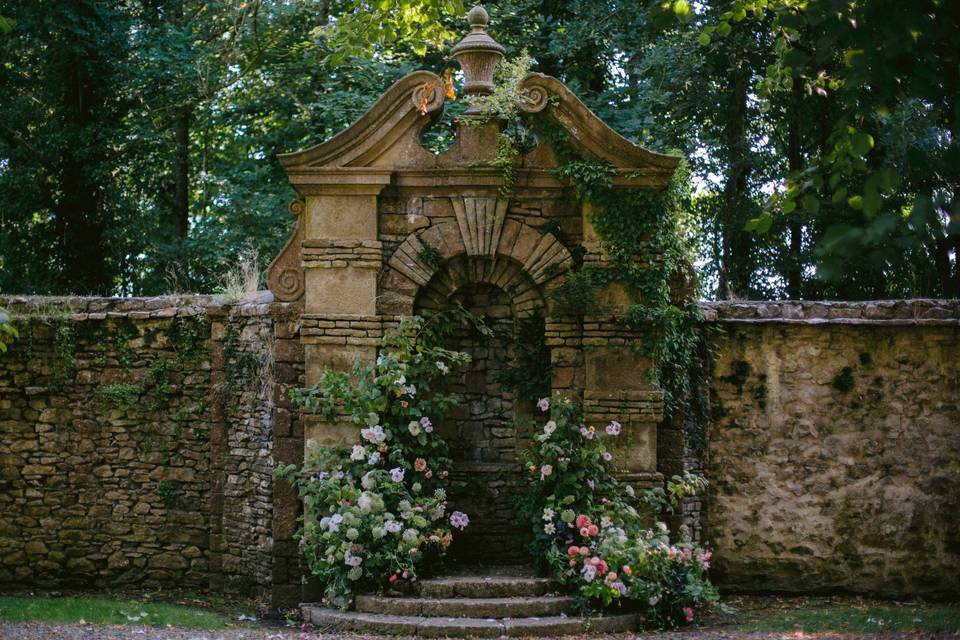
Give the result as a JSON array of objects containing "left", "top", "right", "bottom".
[
  {"left": 467, "top": 52, "right": 707, "bottom": 426},
  {"left": 460, "top": 51, "right": 537, "bottom": 197}
]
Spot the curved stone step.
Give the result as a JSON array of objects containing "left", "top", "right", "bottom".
[
  {"left": 414, "top": 574, "right": 555, "bottom": 598},
  {"left": 355, "top": 594, "right": 574, "bottom": 618},
  {"left": 302, "top": 605, "right": 639, "bottom": 637}
]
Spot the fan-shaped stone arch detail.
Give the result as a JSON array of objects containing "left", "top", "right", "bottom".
[
  {"left": 382, "top": 206, "right": 573, "bottom": 315},
  {"left": 415, "top": 254, "right": 545, "bottom": 318}
]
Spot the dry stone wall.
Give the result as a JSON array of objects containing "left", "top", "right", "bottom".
[
  {"left": 0, "top": 295, "right": 301, "bottom": 602},
  {"left": 1, "top": 293, "right": 957, "bottom": 601},
  {"left": 704, "top": 300, "right": 960, "bottom": 599}
]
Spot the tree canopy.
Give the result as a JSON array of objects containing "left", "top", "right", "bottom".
[{"left": 0, "top": 0, "right": 957, "bottom": 299}]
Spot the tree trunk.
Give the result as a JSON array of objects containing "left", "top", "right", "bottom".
[
  {"left": 54, "top": 1, "right": 111, "bottom": 294},
  {"left": 718, "top": 57, "right": 751, "bottom": 299},
  {"left": 786, "top": 81, "right": 803, "bottom": 299},
  {"left": 172, "top": 106, "right": 191, "bottom": 238}
]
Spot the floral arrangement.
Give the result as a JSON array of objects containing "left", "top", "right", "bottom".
[
  {"left": 275, "top": 314, "right": 483, "bottom": 608},
  {"left": 516, "top": 396, "right": 719, "bottom": 627}
]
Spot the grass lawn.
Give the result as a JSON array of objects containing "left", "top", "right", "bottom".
[
  {"left": 707, "top": 595, "right": 960, "bottom": 634},
  {"left": 0, "top": 593, "right": 258, "bottom": 629}
]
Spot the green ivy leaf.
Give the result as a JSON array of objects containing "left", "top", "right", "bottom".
[
  {"left": 697, "top": 33, "right": 711, "bottom": 46},
  {"left": 745, "top": 212, "right": 773, "bottom": 233},
  {"left": 801, "top": 194, "right": 820, "bottom": 214},
  {"left": 850, "top": 131, "right": 874, "bottom": 157}
]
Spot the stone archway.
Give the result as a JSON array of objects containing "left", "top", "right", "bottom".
[
  {"left": 414, "top": 254, "right": 546, "bottom": 564},
  {"left": 381, "top": 208, "right": 568, "bottom": 565}
]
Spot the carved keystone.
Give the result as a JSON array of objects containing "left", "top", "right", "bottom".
[{"left": 451, "top": 197, "right": 508, "bottom": 257}]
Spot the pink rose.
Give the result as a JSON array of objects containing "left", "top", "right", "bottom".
[{"left": 684, "top": 607, "right": 695, "bottom": 623}]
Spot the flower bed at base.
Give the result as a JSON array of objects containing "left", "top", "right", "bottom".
[
  {"left": 277, "top": 313, "right": 718, "bottom": 627},
  {"left": 516, "top": 396, "right": 719, "bottom": 627}
]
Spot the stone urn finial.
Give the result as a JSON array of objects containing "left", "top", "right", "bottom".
[{"left": 450, "top": 4, "right": 505, "bottom": 113}]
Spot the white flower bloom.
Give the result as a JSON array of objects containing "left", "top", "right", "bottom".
[
  {"left": 543, "top": 420, "right": 556, "bottom": 435},
  {"left": 449, "top": 511, "right": 469, "bottom": 530},
  {"left": 384, "top": 520, "right": 402, "bottom": 533},
  {"left": 361, "top": 425, "right": 386, "bottom": 443},
  {"left": 436, "top": 361, "right": 449, "bottom": 374},
  {"left": 408, "top": 421, "right": 422, "bottom": 436},
  {"left": 543, "top": 522, "right": 556, "bottom": 534},
  {"left": 581, "top": 564, "right": 596, "bottom": 582},
  {"left": 367, "top": 451, "right": 381, "bottom": 465},
  {"left": 358, "top": 494, "right": 373, "bottom": 513},
  {"left": 351, "top": 445, "right": 366, "bottom": 461},
  {"left": 540, "top": 464, "right": 553, "bottom": 479},
  {"left": 390, "top": 467, "right": 405, "bottom": 482},
  {"left": 542, "top": 508, "right": 555, "bottom": 521}
]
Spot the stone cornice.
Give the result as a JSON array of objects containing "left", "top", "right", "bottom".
[{"left": 701, "top": 299, "right": 960, "bottom": 325}]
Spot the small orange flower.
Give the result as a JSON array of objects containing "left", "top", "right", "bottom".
[{"left": 443, "top": 68, "right": 456, "bottom": 100}]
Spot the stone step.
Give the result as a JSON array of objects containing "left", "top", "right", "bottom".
[
  {"left": 302, "top": 605, "right": 639, "bottom": 637},
  {"left": 355, "top": 594, "right": 574, "bottom": 618},
  {"left": 413, "top": 574, "right": 555, "bottom": 598}
]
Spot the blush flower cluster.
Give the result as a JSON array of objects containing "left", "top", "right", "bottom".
[{"left": 518, "top": 395, "right": 718, "bottom": 628}]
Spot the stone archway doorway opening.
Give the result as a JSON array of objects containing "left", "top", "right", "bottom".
[{"left": 415, "top": 254, "right": 545, "bottom": 565}]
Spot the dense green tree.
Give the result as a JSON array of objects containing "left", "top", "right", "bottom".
[
  {"left": 0, "top": 0, "right": 132, "bottom": 294},
  {"left": 0, "top": 0, "right": 957, "bottom": 300}
]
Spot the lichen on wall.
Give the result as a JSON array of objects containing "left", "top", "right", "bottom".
[{"left": 704, "top": 300, "right": 960, "bottom": 598}]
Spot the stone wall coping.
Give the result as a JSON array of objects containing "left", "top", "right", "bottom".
[
  {"left": 0, "top": 292, "right": 298, "bottom": 320},
  {"left": 3, "top": 294, "right": 957, "bottom": 325},
  {"left": 700, "top": 299, "right": 960, "bottom": 325}
]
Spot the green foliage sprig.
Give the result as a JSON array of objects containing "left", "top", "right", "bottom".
[
  {"left": 460, "top": 51, "right": 537, "bottom": 196},
  {"left": 100, "top": 382, "right": 142, "bottom": 410},
  {"left": 0, "top": 308, "right": 18, "bottom": 354},
  {"left": 491, "top": 312, "right": 551, "bottom": 403}
]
